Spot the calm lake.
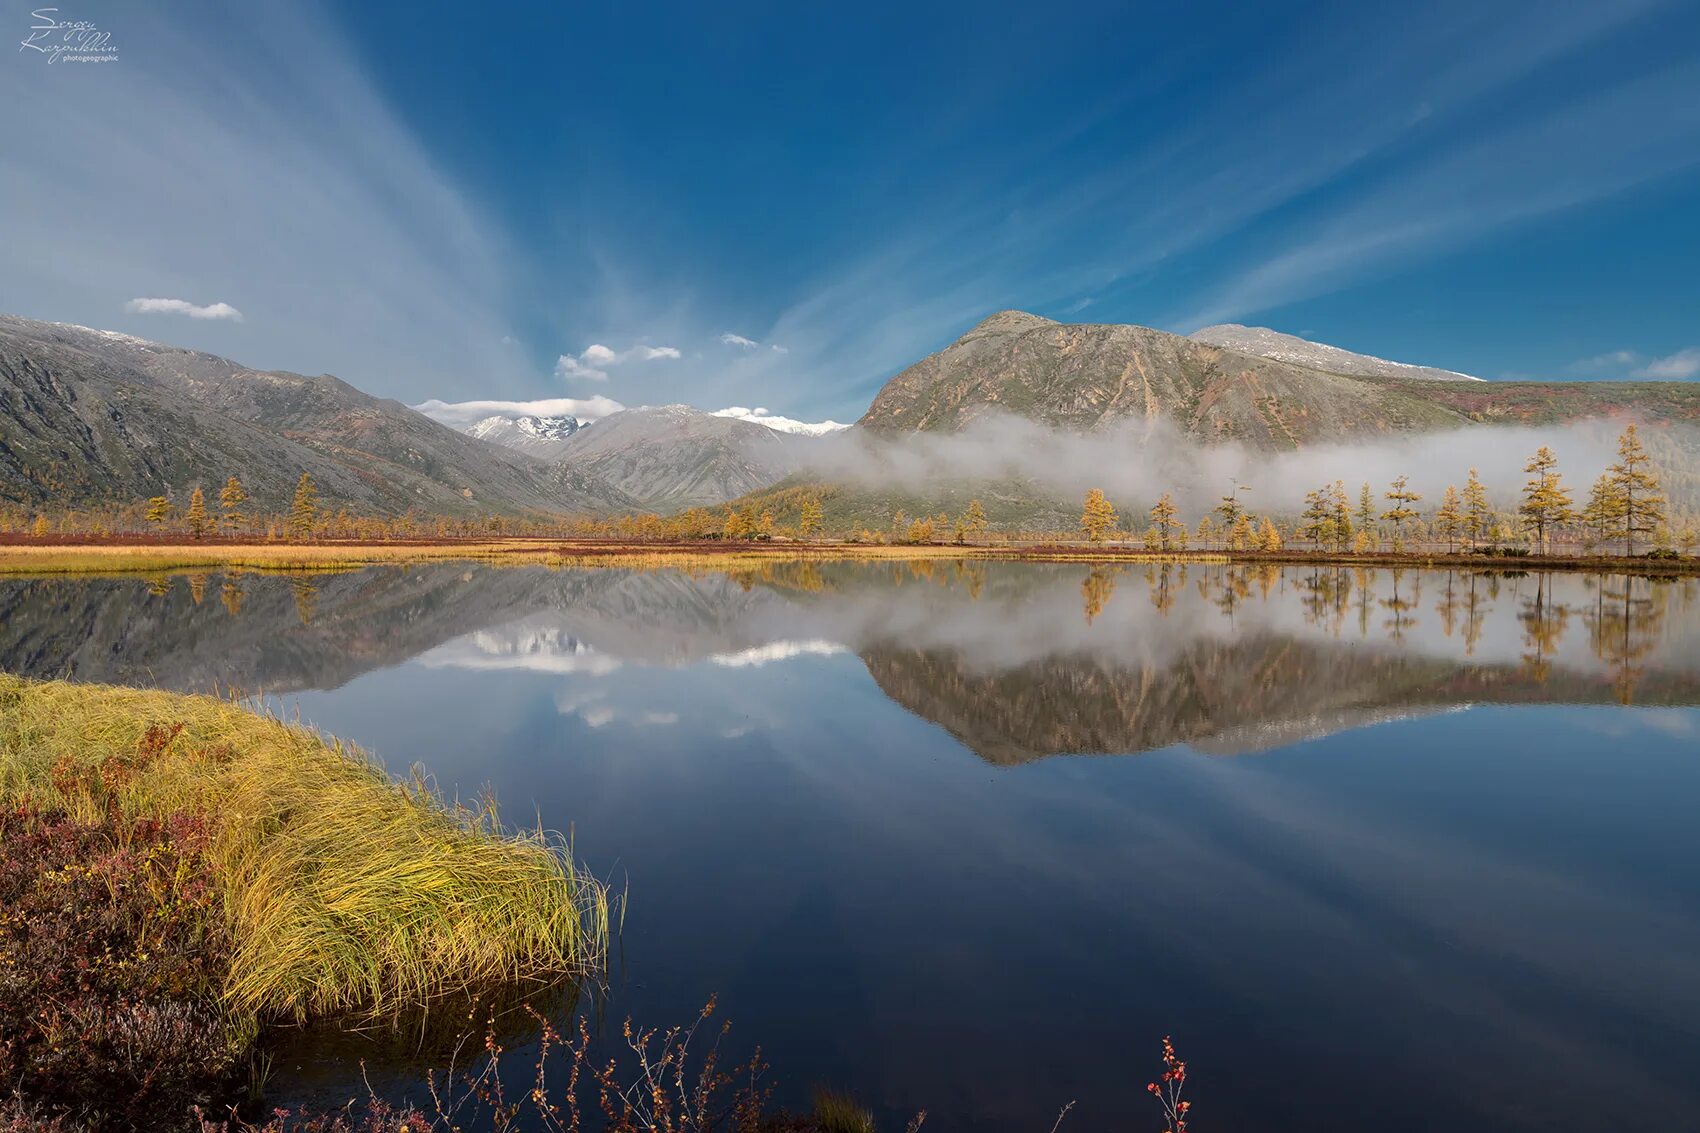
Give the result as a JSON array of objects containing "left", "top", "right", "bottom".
[{"left": 3, "top": 560, "right": 1698, "bottom": 1131}]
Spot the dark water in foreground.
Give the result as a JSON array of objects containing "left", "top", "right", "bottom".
[{"left": 3, "top": 561, "right": 1699, "bottom": 1131}]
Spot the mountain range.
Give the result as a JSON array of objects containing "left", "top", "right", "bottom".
[
  {"left": 539, "top": 405, "right": 818, "bottom": 511},
  {"left": 5, "top": 308, "right": 1697, "bottom": 521},
  {"left": 0, "top": 316, "right": 639, "bottom": 515},
  {"left": 860, "top": 310, "right": 1699, "bottom": 443},
  {"left": 2, "top": 561, "right": 1692, "bottom": 761}
]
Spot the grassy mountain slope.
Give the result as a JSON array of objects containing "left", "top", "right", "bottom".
[
  {"left": 861, "top": 311, "right": 1700, "bottom": 447},
  {"left": 553, "top": 405, "right": 816, "bottom": 511},
  {"left": 0, "top": 316, "right": 639, "bottom": 516}
]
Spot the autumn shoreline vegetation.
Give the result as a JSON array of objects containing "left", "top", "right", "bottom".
[
  {"left": 4, "top": 425, "right": 1695, "bottom": 575},
  {"left": 0, "top": 676, "right": 610, "bottom": 1128},
  {"left": 1, "top": 539, "right": 1695, "bottom": 581}
]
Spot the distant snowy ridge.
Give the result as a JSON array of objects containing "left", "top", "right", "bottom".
[
  {"left": 710, "top": 406, "right": 850, "bottom": 436},
  {"left": 1189, "top": 323, "right": 1485, "bottom": 383}
]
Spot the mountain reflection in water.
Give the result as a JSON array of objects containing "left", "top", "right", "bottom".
[
  {"left": 3, "top": 560, "right": 1700, "bottom": 1131},
  {"left": 3, "top": 561, "right": 1696, "bottom": 760}
]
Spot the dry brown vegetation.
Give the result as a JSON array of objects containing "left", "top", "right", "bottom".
[{"left": 4, "top": 535, "right": 1695, "bottom": 580}]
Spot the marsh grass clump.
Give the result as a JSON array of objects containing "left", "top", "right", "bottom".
[
  {"left": 810, "top": 1089, "right": 877, "bottom": 1133},
  {"left": 0, "top": 676, "right": 610, "bottom": 1024}
]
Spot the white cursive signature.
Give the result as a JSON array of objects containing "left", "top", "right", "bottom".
[{"left": 20, "top": 8, "right": 119, "bottom": 64}]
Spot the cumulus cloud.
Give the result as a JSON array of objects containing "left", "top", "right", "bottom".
[
  {"left": 124, "top": 297, "right": 244, "bottom": 321},
  {"left": 413, "top": 395, "right": 627, "bottom": 427},
  {"left": 557, "top": 341, "right": 681, "bottom": 382},
  {"left": 556, "top": 353, "right": 609, "bottom": 382},
  {"left": 1634, "top": 348, "right": 1700, "bottom": 380}
]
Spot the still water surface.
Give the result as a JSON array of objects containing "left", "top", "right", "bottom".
[{"left": 3, "top": 561, "right": 1698, "bottom": 1131}]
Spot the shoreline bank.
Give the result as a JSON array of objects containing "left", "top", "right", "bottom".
[{"left": 1, "top": 536, "right": 1695, "bottom": 577}]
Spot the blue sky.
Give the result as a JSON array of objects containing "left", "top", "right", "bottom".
[{"left": 4, "top": 0, "right": 1698, "bottom": 424}]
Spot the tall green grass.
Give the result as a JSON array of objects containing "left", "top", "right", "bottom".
[{"left": 0, "top": 675, "right": 609, "bottom": 1022}]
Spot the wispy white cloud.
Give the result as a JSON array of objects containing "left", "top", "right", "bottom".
[
  {"left": 719, "top": 332, "right": 788, "bottom": 355},
  {"left": 0, "top": 5, "right": 527, "bottom": 401},
  {"left": 1173, "top": 59, "right": 1700, "bottom": 329},
  {"left": 413, "top": 395, "right": 627, "bottom": 427},
  {"left": 1634, "top": 348, "right": 1700, "bottom": 380},
  {"left": 124, "top": 297, "right": 244, "bottom": 321},
  {"left": 557, "top": 341, "right": 681, "bottom": 381},
  {"left": 1568, "top": 349, "right": 1641, "bottom": 374},
  {"left": 746, "top": 3, "right": 1673, "bottom": 410},
  {"left": 1565, "top": 347, "right": 1700, "bottom": 380}
]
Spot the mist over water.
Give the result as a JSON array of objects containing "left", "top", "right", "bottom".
[{"left": 800, "top": 412, "right": 1695, "bottom": 512}]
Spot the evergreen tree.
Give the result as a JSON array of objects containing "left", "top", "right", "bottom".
[
  {"left": 1434, "top": 485, "right": 1464, "bottom": 552},
  {"left": 957, "top": 499, "right": 988, "bottom": 543},
  {"left": 1258, "top": 516, "right": 1282, "bottom": 551},
  {"left": 1607, "top": 424, "right": 1666, "bottom": 555},
  {"left": 1194, "top": 514, "right": 1217, "bottom": 548},
  {"left": 1148, "top": 492, "right": 1181, "bottom": 550},
  {"left": 798, "top": 495, "right": 825, "bottom": 538},
  {"left": 287, "top": 473, "right": 319, "bottom": 541},
  {"left": 1080, "top": 488, "right": 1118, "bottom": 543},
  {"left": 1357, "top": 482, "right": 1377, "bottom": 541},
  {"left": 1215, "top": 489, "right": 1247, "bottom": 530},
  {"left": 146, "top": 495, "right": 172, "bottom": 529},
  {"left": 1228, "top": 512, "right": 1254, "bottom": 551},
  {"left": 184, "top": 487, "right": 210, "bottom": 540},
  {"left": 1517, "top": 446, "right": 1574, "bottom": 554},
  {"left": 218, "top": 476, "right": 248, "bottom": 534},
  {"left": 1580, "top": 471, "right": 1619, "bottom": 552},
  {"left": 1300, "top": 486, "right": 1336, "bottom": 548},
  {"left": 1382, "top": 475, "right": 1423, "bottom": 549},
  {"left": 1331, "top": 481, "right": 1353, "bottom": 551},
  {"left": 1462, "top": 469, "right": 1491, "bottom": 549}
]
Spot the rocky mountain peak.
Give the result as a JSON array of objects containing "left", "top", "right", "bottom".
[
  {"left": 514, "top": 413, "right": 581, "bottom": 439},
  {"left": 958, "top": 310, "right": 1059, "bottom": 342}
]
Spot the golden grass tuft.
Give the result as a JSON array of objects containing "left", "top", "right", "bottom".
[{"left": 0, "top": 675, "right": 608, "bottom": 1022}]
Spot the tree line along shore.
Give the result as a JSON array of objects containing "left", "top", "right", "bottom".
[{"left": 2, "top": 425, "right": 1694, "bottom": 569}]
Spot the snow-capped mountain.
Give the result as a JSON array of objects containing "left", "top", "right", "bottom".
[
  {"left": 464, "top": 413, "right": 584, "bottom": 459},
  {"left": 710, "top": 406, "right": 851, "bottom": 436}
]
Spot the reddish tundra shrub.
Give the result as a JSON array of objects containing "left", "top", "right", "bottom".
[{"left": 0, "top": 805, "right": 248, "bottom": 1127}]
